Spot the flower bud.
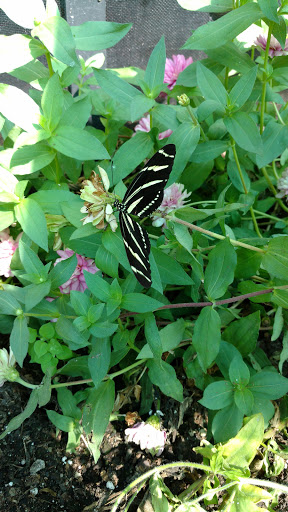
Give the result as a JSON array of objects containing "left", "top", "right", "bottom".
[{"left": 177, "top": 93, "right": 190, "bottom": 106}]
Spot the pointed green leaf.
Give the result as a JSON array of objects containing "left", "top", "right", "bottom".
[
  {"left": 10, "top": 315, "right": 29, "bottom": 366},
  {"left": 197, "top": 62, "right": 227, "bottom": 105},
  {"left": 88, "top": 337, "right": 111, "bottom": 388},
  {"left": 144, "top": 36, "right": 166, "bottom": 92},
  {"left": 49, "top": 125, "right": 110, "bottom": 160},
  {"left": 147, "top": 360, "right": 183, "bottom": 402},
  {"left": 15, "top": 198, "right": 48, "bottom": 251},
  {"left": 193, "top": 307, "right": 221, "bottom": 371},
  {"left": 32, "top": 16, "right": 78, "bottom": 67},
  {"left": 204, "top": 238, "right": 237, "bottom": 300},
  {"left": 71, "top": 21, "right": 132, "bottom": 50},
  {"left": 41, "top": 73, "right": 64, "bottom": 131}
]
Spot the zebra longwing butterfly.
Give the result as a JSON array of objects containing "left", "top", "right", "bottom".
[{"left": 114, "top": 144, "right": 176, "bottom": 288}]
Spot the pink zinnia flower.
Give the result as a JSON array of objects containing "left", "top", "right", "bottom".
[
  {"left": 164, "top": 54, "right": 193, "bottom": 90},
  {"left": 152, "top": 183, "right": 191, "bottom": 228},
  {"left": 54, "top": 249, "right": 98, "bottom": 293},
  {"left": 125, "top": 421, "right": 167, "bottom": 456},
  {"left": 134, "top": 115, "right": 172, "bottom": 140},
  {"left": 255, "top": 34, "right": 288, "bottom": 57},
  {"left": 0, "top": 229, "right": 21, "bottom": 278}
]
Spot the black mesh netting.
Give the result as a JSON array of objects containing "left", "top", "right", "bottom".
[{"left": 105, "top": 0, "right": 209, "bottom": 68}]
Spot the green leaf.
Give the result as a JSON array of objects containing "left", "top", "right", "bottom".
[
  {"left": 55, "top": 316, "right": 89, "bottom": 349},
  {"left": 82, "top": 380, "right": 115, "bottom": 463},
  {"left": 49, "top": 125, "right": 110, "bottom": 160},
  {"left": 151, "top": 247, "right": 193, "bottom": 285},
  {"left": 84, "top": 272, "right": 110, "bottom": 302},
  {"left": 112, "top": 132, "right": 154, "bottom": 184},
  {"left": 0, "top": 84, "right": 41, "bottom": 132},
  {"left": 0, "top": 34, "right": 45, "bottom": 73},
  {"left": 192, "top": 140, "right": 229, "bottom": 163},
  {"left": 224, "top": 112, "right": 262, "bottom": 154},
  {"left": 15, "top": 198, "right": 48, "bottom": 251},
  {"left": 169, "top": 123, "right": 200, "bottom": 182},
  {"left": 258, "top": 0, "right": 279, "bottom": 23},
  {"left": 229, "top": 356, "right": 250, "bottom": 386},
  {"left": 31, "top": 189, "right": 79, "bottom": 214},
  {"left": 46, "top": 410, "right": 75, "bottom": 432},
  {"left": 256, "top": 122, "right": 288, "bottom": 168},
  {"left": 71, "top": 21, "right": 132, "bottom": 50},
  {"left": 25, "top": 281, "right": 51, "bottom": 311},
  {"left": 271, "top": 306, "right": 283, "bottom": 341},
  {"left": 89, "top": 321, "right": 118, "bottom": 338},
  {"left": 234, "top": 388, "right": 254, "bottom": 415},
  {"left": 269, "top": 16, "right": 287, "bottom": 48},
  {"left": 57, "top": 387, "right": 81, "bottom": 420},
  {"left": 206, "top": 42, "right": 256, "bottom": 74},
  {"left": 262, "top": 236, "right": 288, "bottom": 280},
  {"left": 0, "top": 388, "right": 38, "bottom": 440},
  {"left": 235, "top": 248, "right": 262, "bottom": 279},
  {"left": 222, "top": 311, "right": 260, "bottom": 356},
  {"left": 182, "top": 3, "right": 262, "bottom": 50},
  {"left": 70, "top": 290, "right": 91, "bottom": 316},
  {"left": 32, "top": 16, "right": 78, "bottom": 67},
  {"left": 95, "top": 245, "right": 118, "bottom": 279},
  {"left": 227, "top": 160, "right": 250, "bottom": 193},
  {"left": 229, "top": 66, "right": 258, "bottom": 110},
  {"left": 57, "top": 96, "right": 91, "bottom": 130},
  {"left": 137, "top": 319, "right": 185, "bottom": 359},
  {"left": 10, "top": 143, "right": 55, "bottom": 175},
  {"left": 10, "top": 315, "right": 29, "bottom": 367},
  {"left": 144, "top": 313, "right": 162, "bottom": 360},
  {"left": 144, "top": 36, "right": 166, "bottom": 92},
  {"left": 147, "top": 360, "right": 183, "bottom": 402},
  {"left": 18, "top": 239, "right": 45, "bottom": 277},
  {"left": 193, "top": 307, "right": 222, "bottom": 372},
  {"left": 59, "top": 356, "right": 90, "bottom": 378},
  {"left": 88, "top": 337, "right": 111, "bottom": 388},
  {"left": 248, "top": 369, "right": 288, "bottom": 399},
  {"left": 200, "top": 380, "right": 234, "bottom": 410},
  {"left": 0, "top": 291, "right": 22, "bottom": 315},
  {"left": 93, "top": 68, "right": 155, "bottom": 122},
  {"left": 49, "top": 253, "right": 77, "bottom": 290},
  {"left": 41, "top": 73, "right": 64, "bottom": 132},
  {"left": 212, "top": 403, "right": 244, "bottom": 443},
  {"left": 121, "top": 293, "right": 164, "bottom": 313},
  {"left": 204, "top": 238, "right": 237, "bottom": 300},
  {"left": 197, "top": 62, "right": 227, "bottom": 105},
  {"left": 238, "top": 281, "right": 272, "bottom": 303},
  {"left": 273, "top": 289, "right": 288, "bottom": 309},
  {"left": 222, "top": 414, "right": 264, "bottom": 467}
]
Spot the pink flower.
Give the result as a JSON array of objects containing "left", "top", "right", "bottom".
[
  {"left": 54, "top": 249, "right": 98, "bottom": 293},
  {"left": 152, "top": 183, "right": 191, "bottom": 228},
  {"left": 134, "top": 115, "right": 172, "bottom": 140},
  {"left": 164, "top": 54, "right": 193, "bottom": 90},
  {"left": 125, "top": 421, "right": 167, "bottom": 456},
  {"left": 255, "top": 34, "right": 288, "bottom": 57},
  {"left": 0, "top": 229, "right": 21, "bottom": 278}
]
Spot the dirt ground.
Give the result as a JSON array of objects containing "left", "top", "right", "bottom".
[{"left": 0, "top": 352, "right": 288, "bottom": 512}]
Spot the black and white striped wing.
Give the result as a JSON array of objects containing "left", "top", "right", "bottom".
[
  {"left": 122, "top": 144, "right": 176, "bottom": 218},
  {"left": 119, "top": 210, "right": 151, "bottom": 288}
]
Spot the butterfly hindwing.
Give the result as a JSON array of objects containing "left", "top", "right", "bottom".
[
  {"left": 123, "top": 144, "right": 176, "bottom": 218},
  {"left": 119, "top": 211, "right": 151, "bottom": 288}
]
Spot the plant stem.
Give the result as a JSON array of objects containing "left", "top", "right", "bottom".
[
  {"left": 54, "top": 154, "right": 62, "bottom": 185},
  {"left": 186, "top": 105, "right": 207, "bottom": 141},
  {"left": 166, "top": 215, "right": 265, "bottom": 253},
  {"left": 16, "top": 377, "right": 37, "bottom": 389},
  {"left": 46, "top": 52, "right": 54, "bottom": 77},
  {"left": 231, "top": 138, "right": 262, "bottom": 236},
  {"left": 260, "top": 25, "right": 272, "bottom": 134},
  {"left": 110, "top": 462, "right": 211, "bottom": 512}
]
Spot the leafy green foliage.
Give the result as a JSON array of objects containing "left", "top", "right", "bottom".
[{"left": 1, "top": 3, "right": 288, "bottom": 482}]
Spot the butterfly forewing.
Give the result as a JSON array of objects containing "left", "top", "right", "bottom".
[
  {"left": 119, "top": 211, "right": 151, "bottom": 288},
  {"left": 123, "top": 144, "right": 176, "bottom": 218},
  {"left": 115, "top": 144, "right": 176, "bottom": 288}
]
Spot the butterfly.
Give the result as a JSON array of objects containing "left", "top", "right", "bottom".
[{"left": 114, "top": 144, "right": 176, "bottom": 288}]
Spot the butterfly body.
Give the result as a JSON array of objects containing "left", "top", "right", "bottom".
[{"left": 114, "top": 144, "right": 176, "bottom": 288}]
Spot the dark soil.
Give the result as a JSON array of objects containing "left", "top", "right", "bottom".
[{"left": 0, "top": 367, "right": 288, "bottom": 512}]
